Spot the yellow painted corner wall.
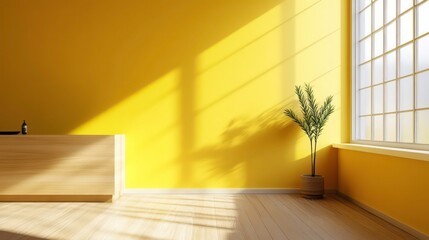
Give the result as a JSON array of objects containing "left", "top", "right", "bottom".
[
  {"left": 0, "top": 0, "right": 346, "bottom": 189},
  {"left": 338, "top": 150, "right": 429, "bottom": 236}
]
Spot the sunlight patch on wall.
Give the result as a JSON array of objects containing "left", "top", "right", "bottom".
[
  {"left": 292, "top": 0, "right": 340, "bottom": 51},
  {"left": 193, "top": 2, "right": 287, "bottom": 151},
  {"left": 71, "top": 69, "right": 183, "bottom": 187},
  {"left": 196, "top": 0, "right": 321, "bottom": 73}
]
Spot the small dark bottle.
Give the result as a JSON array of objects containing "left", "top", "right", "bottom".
[{"left": 21, "top": 120, "right": 27, "bottom": 135}]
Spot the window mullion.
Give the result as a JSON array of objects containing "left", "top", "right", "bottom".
[
  {"left": 396, "top": 0, "right": 400, "bottom": 143},
  {"left": 371, "top": 0, "right": 374, "bottom": 141},
  {"left": 413, "top": 3, "right": 416, "bottom": 144},
  {"left": 383, "top": 0, "right": 387, "bottom": 141}
]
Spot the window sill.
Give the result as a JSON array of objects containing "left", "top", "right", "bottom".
[{"left": 332, "top": 143, "right": 429, "bottom": 162}]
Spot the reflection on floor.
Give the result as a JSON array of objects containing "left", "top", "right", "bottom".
[{"left": 0, "top": 194, "right": 417, "bottom": 240}]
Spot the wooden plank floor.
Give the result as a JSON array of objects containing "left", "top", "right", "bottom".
[{"left": 0, "top": 194, "right": 418, "bottom": 240}]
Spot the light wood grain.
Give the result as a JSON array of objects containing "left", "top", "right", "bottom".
[
  {"left": 0, "top": 194, "right": 419, "bottom": 240},
  {"left": 0, "top": 135, "right": 124, "bottom": 201}
]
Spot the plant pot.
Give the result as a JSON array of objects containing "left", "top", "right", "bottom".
[{"left": 301, "top": 174, "right": 324, "bottom": 199}]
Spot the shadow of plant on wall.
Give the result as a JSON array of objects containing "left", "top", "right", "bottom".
[
  {"left": 187, "top": 93, "right": 338, "bottom": 189},
  {"left": 191, "top": 103, "right": 309, "bottom": 188}
]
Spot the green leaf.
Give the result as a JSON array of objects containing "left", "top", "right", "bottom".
[{"left": 284, "top": 83, "right": 335, "bottom": 175}]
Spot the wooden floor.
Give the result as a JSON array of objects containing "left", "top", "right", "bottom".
[{"left": 0, "top": 194, "right": 418, "bottom": 240}]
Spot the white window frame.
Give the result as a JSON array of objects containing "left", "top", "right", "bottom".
[{"left": 352, "top": 0, "right": 429, "bottom": 151}]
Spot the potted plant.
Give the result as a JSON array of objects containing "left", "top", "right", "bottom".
[{"left": 284, "top": 83, "right": 334, "bottom": 198}]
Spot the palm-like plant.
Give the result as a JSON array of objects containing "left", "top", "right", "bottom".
[{"left": 284, "top": 83, "right": 334, "bottom": 177}]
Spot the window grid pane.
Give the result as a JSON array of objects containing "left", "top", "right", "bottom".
[
  {"left": 373, "top": 84, "right": 384, "bottom": 114},
  {"left": 399, "top": 43, "right": 413, "bottom": 77},
  {"left": 359, "top": 62, "right": 372, "bottom": 88},
  {"left": 385, "top": 0, "right": 396, "bottom": 24},
  {"left": 373, "top": 115, "right": 384, "bottom": 141},
  {"left": 360, "top": 6, "right": 372, "bottom": 39},
  {"left": 384, "top": 51, "right": 396, "bottom": 81},
  {"left": 354, "top": 0, "right": 429, "bottom": 147},
  {"left": 399, "top": 112, "right": 414, "bottom": 143},
  {"left": 372, "top": 57, "right": 383, "bottom": 84},
  {"left": 373, "top": 0, "right": 384, "bottom": 31},
  {"left": 416, "top": 110, "right": 429, "bottom": 144},
  {"left": 385, "top": 21, "right": 396, "bottom": 52},
  {"left": 399, "top": 76, "right": 414, "bottom": 111},
  {"left": 399, "top": 0, "right": 413, "bottom": 14},
  {"left": 385, "top": 113, "right": 397, "bottom": 142},
  {"left": 399, "top": 10, "right": 413, "bottom": 45},
  {"left": 373, "top": 30, "right": 384, "bottom": 57},
  {"left": 416, "top": 35, "right": 429, "bottom": 71},
  {"left": 360, "top": 88, "right": 372, "bottom": 115},
  {"left": 416, "top": 70, "right": 429, "bottom": 109},
  {"left": 360, "top": 37, "right": 372, "bottom": 63},
  {"left": 416, "top": 1, "right": 429, "bottom": 37},
  {"left": 359, "top": 0, "right": 371, "bottom": 12},
  {"left": 384, "top": 80, "right": 396, "bottom": 112},
  {"left": 360, "top": 116, "right": 372, "bottom": 140}
]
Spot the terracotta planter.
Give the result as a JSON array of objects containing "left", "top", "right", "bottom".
[{"left": 301, "top": 174, "right": 324, "bottom": 199}]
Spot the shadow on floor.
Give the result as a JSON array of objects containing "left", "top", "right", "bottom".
[{"left": 0, "top": 230, "right": 49, "bottom": 240}]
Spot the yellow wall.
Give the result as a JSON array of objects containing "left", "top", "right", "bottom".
[
  {"left": 338, "top": 150, "right": 429, "bottom": 236},
  {"left": 0, "top": 0, "right": 346, "bottom": 189}
]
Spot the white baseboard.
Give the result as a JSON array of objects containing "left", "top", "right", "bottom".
[
  {"left": 338, "top": 192, "right": 429, "bottom": 240},
  {"left": 123, "top": 188, "right": 337, "bottom": 194}
]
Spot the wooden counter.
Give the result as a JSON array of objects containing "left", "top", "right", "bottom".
[{"left": 0, "top": 135, "right": 124, "bottom": 202}]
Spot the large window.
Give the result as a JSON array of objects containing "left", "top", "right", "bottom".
[{"left": 354, "top": 0, "right": 429, "bottom": 148}]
